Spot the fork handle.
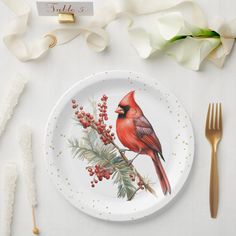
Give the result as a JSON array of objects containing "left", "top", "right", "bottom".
[{"left": 210, "top": 148, "right": 219, "bottom": 218}]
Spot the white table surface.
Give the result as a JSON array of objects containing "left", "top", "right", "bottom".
[{"left": 0, "top": 0, "right": 236, "bottom": 235}]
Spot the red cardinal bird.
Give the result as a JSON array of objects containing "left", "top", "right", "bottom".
[{"left": 115, "top": 91, "right": 171, "bottom": 195}]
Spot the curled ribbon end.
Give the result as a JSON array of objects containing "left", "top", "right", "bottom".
[{"left": 44, "top": 34, "right": 57, "bottom": 48}]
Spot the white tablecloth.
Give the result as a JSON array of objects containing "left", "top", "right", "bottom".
[{"left": 0, "top": 0, "right": 235, "bottom": 235}]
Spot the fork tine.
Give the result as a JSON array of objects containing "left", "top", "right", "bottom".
[
  {"left": 219, "top": 103, "right": 222, "bottom": 130},
  {"left": 215, "top": 103, "right": 219, "bottom": 130},
  {"left": 210, "top": 103, "right": 214, "bottom": 129},
  {"left": 205, "top": 103, "right": 211, "bottom": 131}
]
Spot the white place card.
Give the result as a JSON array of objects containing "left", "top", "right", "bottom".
[{"left": 36, "top": 1, "right": 94, "bottom": 16}]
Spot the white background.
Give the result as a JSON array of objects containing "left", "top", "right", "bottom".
[{"left": 0, "top": 0, "right": 236, "bottom": 235}]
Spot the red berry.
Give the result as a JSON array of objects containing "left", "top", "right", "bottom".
[
  {"left": 72, "top": 99, "right": 76, "bottom": 104},
  {"left": 103, "top": 95, "right": 108, "bottom": 100},
  {"left": 98, "top": 176, "right": 103, "bottom": 181},
  {"left": 91, "top": 184, "right": 95, "bottom": 188}
]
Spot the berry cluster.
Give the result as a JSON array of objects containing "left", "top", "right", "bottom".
[
  {"left": 95, "top": 95, "right": 115, "bottom": 145},
  {"left": 72, "top": 100, "right": 94, "bottom": 129},
  {"left": 86, "top": 165, "right": 113, "bottom": 187},
  {"left": 71, "top": 95, "right": 115, "bottom": 145},
  {"left": 129, "top": 174, "right": 145, "bottom": 190}
]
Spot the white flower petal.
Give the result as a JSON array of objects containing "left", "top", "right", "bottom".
[
  {"left": 128, "top": 28, "right": 153, "bottom": 58},
  {"left": 208, "top": 18, "right": 236, "bottom": 67},
  {"left": 165, "top": 37, "right": 221, "bottom": 70},
  {"left": 157, "top": 12, "right": 191, "bottom": 40},
  {"left": 208, "top": 38, "right": 234, "bottom": 67}
]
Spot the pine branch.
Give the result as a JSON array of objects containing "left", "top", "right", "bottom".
[
  {"left": 68, "top": 128, "right": 137, "bottom": 200},
  {"left": 110, "top": 140, "right": 156, "bottom": 197}
]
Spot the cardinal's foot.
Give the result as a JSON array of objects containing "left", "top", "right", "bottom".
[
  {"left": 128, "top": 160, "right": 134, "bottom": 166},
  {"left": 120, "top": 149, "right": 131, "bottom": 154},
  {"left": 128, "top": 152, "right": 141, "bottom": 166}
]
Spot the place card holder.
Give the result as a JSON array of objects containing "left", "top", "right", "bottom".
[
  {"left": 58, "top": 13, "right": 75, "bottom": 23},
  {"left": 36, "top": 1, "right": 94, "bottom": 24}
]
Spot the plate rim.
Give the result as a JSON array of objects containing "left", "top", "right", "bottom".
[{"left": 44, "top": 70, "right": 195, "bottom": 221}]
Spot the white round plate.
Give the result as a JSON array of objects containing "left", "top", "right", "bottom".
[{"left": 45, "top": 71, "right": 194, "bottom": 221}]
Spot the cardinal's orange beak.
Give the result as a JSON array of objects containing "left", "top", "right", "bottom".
[{"left": 115, "top": 106, "right": 124, "bottom": 114}]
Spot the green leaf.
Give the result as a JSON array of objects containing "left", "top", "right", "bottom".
[{"left": 192, "top": 28, "right": 220, "bottom": 38}]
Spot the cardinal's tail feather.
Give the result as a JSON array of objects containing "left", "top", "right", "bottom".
[{"left": 152, "top": 153, "right": 171, "bottom": 195}]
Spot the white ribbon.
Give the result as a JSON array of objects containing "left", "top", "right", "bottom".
[{"left": 1, "top": 0, "right": 236, "bottom": 70}]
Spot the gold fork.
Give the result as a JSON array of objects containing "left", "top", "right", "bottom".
[{"left": 205, "top": 103, "right": 223, "bottom": 218}]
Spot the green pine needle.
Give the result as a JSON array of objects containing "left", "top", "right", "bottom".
[{"left": 68, "top": 127, "right": 137, "bottom": 200}]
